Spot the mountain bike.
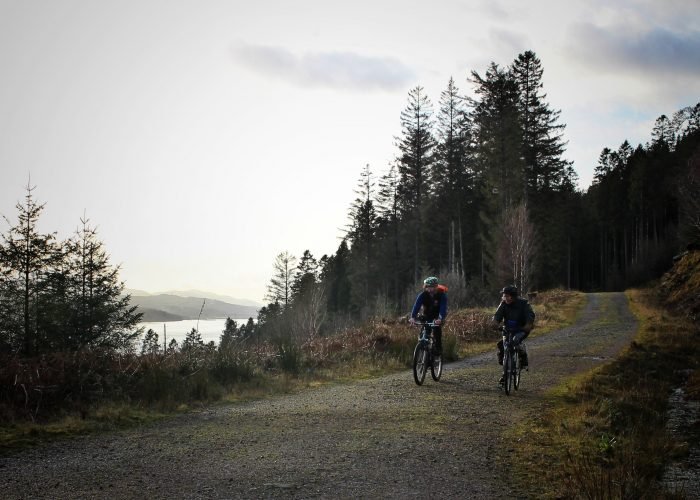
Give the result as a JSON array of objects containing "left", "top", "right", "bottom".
[
  {"left": 501, "top": 326, "right": 524, "bottom": 395},
  {"left": 412, "top": 322, "right": 442, "bottom": 385}
]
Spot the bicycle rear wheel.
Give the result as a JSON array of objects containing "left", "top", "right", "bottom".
[
  {"left": 513, "top": 350, "right": 521, "bottom": 390},
  {"left": 430, "top": 352, "right": 442, "bottom": 381},
  {"left": 413, "top": 344, "right": 428, "bottom": 385},
  {"left": 503, "top": 351, "right": 513, "bottom": 395}
]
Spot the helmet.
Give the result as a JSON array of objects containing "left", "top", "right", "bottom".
[
  {"left": 500, "top": 285, "right": 518, "bottom": 297},
  {"left": 423, "top": 276, "right": 439, "bottom": 287}
]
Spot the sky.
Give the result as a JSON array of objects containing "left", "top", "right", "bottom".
[{"left": 1, "top": 0, "right": 699, "bottom": 305}]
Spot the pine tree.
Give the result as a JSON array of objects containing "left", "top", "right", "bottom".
[
  {"left": 375, "top": 164, "right": 403, "bottom": 308},
  {"left": 468, "top": 63, "right": 523, "bottom": 287},
  {"left": 395, "top": 86, "right": 436, "bottom": 282},
  {"left": 320, "top": 240, "right": 352, "bottom": 314},
  {"left": 265, "top": 251, "right": 297, "bottom": 307},
  {"left": 432, "top": 77, "right": 473, "bottom": 278},
  {"left": 64, "top": 216, "right": 141, "bottom": 350},
  {"left": 0, "top": 182, "right": 60, "bottom": 355},
  {"left": 141, "top": 328, "right": 160, "bottom": 355},
  {"left": 511, "top": 51, "right": 573, "bottom": 195},
  {"left": 346, "top": 164, "right": 379, "bottom": 311},
  {"left": 290, "top": 249, "right": 319, "bottom": 302}
]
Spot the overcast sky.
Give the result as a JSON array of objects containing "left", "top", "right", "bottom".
[{"left": 1, "top": 0, "right": 698, "bottom": 304}]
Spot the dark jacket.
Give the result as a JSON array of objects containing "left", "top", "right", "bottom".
[
  {"left": 493, "top": 298, "right": 535, "bottom": 332},
  {"left": 411, "top": 290, "right": 448, "bottom": 321}
]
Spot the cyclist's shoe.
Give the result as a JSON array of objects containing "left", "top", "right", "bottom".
[{"left": 498, "top": 375, "right": 505, "bottom": 385}]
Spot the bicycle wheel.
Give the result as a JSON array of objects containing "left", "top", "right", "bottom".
[
  {"left": 413, "top": 343, "right": 428, "bottom": 385},
  {"left": 513, "top": 349, "right": 521, "bottom": 390},
  {"left": 430, "top": 351, "right": 442, "bottom": 381},
  {"left": 503, "top": 350, "right": 513, "bottom": 395}
]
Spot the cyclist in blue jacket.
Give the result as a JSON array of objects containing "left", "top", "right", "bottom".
[{"left": 409, "top": 276, "right": 448, "bottom": 356}]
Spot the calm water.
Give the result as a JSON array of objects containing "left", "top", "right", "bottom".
[{"left": 138, "top": 318, "right": 251, "bottom": 346}]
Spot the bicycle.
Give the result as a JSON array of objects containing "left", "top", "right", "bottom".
[
  {"left": 412, "top": 322, "right": 443, "bottom": 385},
  {"left": 500, "top": 326, "right": 525, "bottom": 395}
]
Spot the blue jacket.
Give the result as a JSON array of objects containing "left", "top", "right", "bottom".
[{"left": 411, "top": 290, "right": 448, "bottom": 321}]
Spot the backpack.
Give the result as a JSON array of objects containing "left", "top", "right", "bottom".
[{"left": 437, "top": 284, "right": 448, "bottom": 293}]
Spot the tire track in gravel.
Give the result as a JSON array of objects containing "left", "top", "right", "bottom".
[{"left": 0, "top": 292, "right": 638, "bottom": 499}]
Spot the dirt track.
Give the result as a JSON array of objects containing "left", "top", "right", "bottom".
[{"left": 0, "top": 292, "right": 638, "bottom": 499}]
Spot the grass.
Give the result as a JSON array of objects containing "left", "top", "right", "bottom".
[
  {"left": 0, "top": 288, "right": 586, "bottom": 452},
  {"left": 511, "top": 288, "right": 700, "bottom": 498}
]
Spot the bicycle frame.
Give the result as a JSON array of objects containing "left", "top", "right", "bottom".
[
  {"left": 501, "top": 327, "right": 522, "bottom": 395},
  {"left": 412, "top": 322, "right": 442, "bottom": 385}
]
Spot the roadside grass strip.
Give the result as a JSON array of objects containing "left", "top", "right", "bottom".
[{"left": 511, "top": 288, "right": 700, "bottom": 498}]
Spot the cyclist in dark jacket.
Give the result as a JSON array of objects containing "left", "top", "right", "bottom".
[
  {"left": 409, "top": 276, "right": 448, "bottom": 355},
  {"left": 493, "top": 285, "right": 534, "bottom": 382}
]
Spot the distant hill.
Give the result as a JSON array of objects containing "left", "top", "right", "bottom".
[
  {"left": 125, "top": 288, "right": 262, "bottom": 308},
  {"left": 160, "top": 289, "right": 262, "bottom": 308},
  {"left": 137, "top": 308, "right": 186, "bottom": 322},
  {"left": 127, "top": 294, "right": 259, "bottom": 322}
]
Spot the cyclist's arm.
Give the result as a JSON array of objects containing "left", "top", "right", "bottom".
[
  {"left": 524, "top": 303, "right": 535, "bottom": 332},
  {"left": 493, "top": 302, "right": 505, "bottom": 324},
  {"left": 410, "top": 292, "right": 424, "bottom": 320},
  {"left": 438, "top": 294, "right": 447, "bottom": 322}
]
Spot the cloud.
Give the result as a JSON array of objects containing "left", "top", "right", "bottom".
[
  {"left": 568, "top": 23, "right": 700, "bottom": 76},
  {"left": 232, "top": 44, "right": 416, "bottom": 91}
]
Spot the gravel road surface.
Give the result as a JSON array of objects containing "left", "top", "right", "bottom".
[{"left": 0, "top": 292, "right": 638, "bottom": 499}]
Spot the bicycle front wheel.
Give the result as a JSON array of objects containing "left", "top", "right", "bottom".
[
  {"left": 503, "top": 351, "right": 513, "bottom": 395},
  {"left": 513, "top": 350, "right": 521, "bottom": 390},
  {"left": 413, "top": 344, "right": 428, "bottom": 385},
  {"left": 430, "top": 352, "right": 442, "bottom": 381}
]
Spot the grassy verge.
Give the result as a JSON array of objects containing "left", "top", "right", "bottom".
[
  {"left": 513, "top": 288, "right": 700, "bottom": 498},
  {"left": 0, "top": 289, "right": 586, "bottom": 452}
]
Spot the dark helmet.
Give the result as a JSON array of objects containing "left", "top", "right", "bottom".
[
  {"left": 423, "top": 276, "right": 439, "bottom": 287},
  {"left": 500, "top": 285, "right": 518, "bottom": 297}
]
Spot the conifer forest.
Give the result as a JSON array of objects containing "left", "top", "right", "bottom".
[{"left": 1, "top": 50, "right": 698, "bottom": 356}]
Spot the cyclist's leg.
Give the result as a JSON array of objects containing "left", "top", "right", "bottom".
[
  {"left": 497, "top": 339, "right": 504, "bottom": 365},
  {"left": 434, "top": 326, "right": 442, "bottom": 355},
  {"left": 513, "top": 332, "right": 529, "bottom": 367}
]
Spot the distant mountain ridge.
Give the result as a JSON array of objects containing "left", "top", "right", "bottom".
[
  {"left": 125, "top": 292, "right": 260, "bottom": 322},
  {"left": 125, "top": 288, "right": 261, "bottom": 307}
]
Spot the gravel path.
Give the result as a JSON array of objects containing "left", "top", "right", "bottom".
[{"left": 0, "top": 292, "right": 638, "bottom": 499}]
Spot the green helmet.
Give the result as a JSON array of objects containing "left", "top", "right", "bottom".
[{"left": 423, "top": 276, "right": 439, "bottom": 287}]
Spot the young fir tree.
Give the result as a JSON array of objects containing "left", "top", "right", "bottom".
[
  {"left": 65, "top": 216, "right": 141, "bottom": 350},
  {"left": 265, "top": 251, "right": 297, "bottom": 308},
  {"left": 290, "top": 249, "right": 318, "bottom": 302},
  {"left": 0, "top": 183, "right": 60, "bottom": 355}
]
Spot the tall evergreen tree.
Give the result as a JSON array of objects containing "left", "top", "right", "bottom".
[
  {"left": 64, "top": 216, "right": 141, "bottom": 350},
  {"left": 395, "top": 86, "right": 436, "bottom": 282},
  {"left": 375, "top": 164, "right": 403, "bottom": 308},
  {"left": 320, "top": 240, "right": 352, "bottom": 315},
  {"left": 468, "top": 63, "right": 523, "bottom": 287},
  {"left": 432, "top": 77, "right": 473, "bottom": 278},
  {"left": 511, "top": 51, "right": 577, "bottom": 288},
  {"left": 265, "top": 251, "right": 297, "bottom": 307},
  {"left": 346, "top": 164, "right": 378, "bottom": 311},
  {"left": 290, "top": 249, "right": 319, "bottom": 302},
  {"left": 0, "top": 183, "right": 60, "bottom": 355}
]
